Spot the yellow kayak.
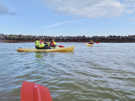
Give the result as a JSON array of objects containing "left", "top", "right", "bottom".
[
  {"left": 17, "top": 46, "right": 74, "bottom": 52},
  {"left": 86, "top": 43, "right": 93, "bottom": 47}
]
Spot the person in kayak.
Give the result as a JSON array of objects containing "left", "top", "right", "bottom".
[
  {"left": 35, "top": 40, "right": 45, "bottom": 49},
  {"left": 50, "top": 39, "right": 56, "bottom": 48},
  {"left": 88, "top": 40, "right": 94, "bottom": 44}
]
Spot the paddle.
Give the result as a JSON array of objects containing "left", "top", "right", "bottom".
[
  {"left": 95, "top": 42, "right": 100, "bottom": 44},
  {"left": 58, "top": 45, "right": 64, "bottom": 48},
  {"left": 21, "top": 81, "right": 52, "bottom": 101}
]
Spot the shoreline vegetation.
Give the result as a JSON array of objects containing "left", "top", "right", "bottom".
[{"left": 0, "top": 34, "right": 135, "bottom": 43}]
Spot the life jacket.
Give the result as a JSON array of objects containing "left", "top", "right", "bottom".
[
  {"left": 35, "top": 40, "right": 40, "bottom": 47},
  {"left": 50, "top": 41, "right": 56, "bottom": 46},
  {"left": 54, "top": 41, "right": 56, "bottom": 45},
  {"left": 39, "top": 42, "right": 45, "bottom": 48}
]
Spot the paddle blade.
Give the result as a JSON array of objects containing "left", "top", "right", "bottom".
[
  {"left": 21, "top": 81, "right": 34, "bottom": 101},
  {"left": 21, "top": 81, "right": 52, "bottom": 101},
  {"left": 34, "top": 84, "right": 52, "bottom": 101},
  {"left": 58, "top": 45, "right": 64, "bottom": 48}
]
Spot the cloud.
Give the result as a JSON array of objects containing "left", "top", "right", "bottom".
[
  {"left": 124, "top": 0, "right": 135, "bottom": 14},
  {"left": 44, "top": 0, "right": 135, "bottom": 18},
  {"left": 42, "top": 20, "right": 80, "bottom": 29},
  {"left": 0, "top": 3, "right": 15, "bottom": 15}
]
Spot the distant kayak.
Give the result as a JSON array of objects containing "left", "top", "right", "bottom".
[
  {"left": 17, "top": 46, "right": 74, "bottom": 52},
  {"left": 86, "top": 43, "right": 93, "bottom": 47}
]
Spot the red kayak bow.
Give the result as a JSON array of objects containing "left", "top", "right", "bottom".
[{"left": 21, "top": 81, "right": 52, "bottom": 101}]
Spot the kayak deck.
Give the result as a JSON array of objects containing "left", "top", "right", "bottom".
[{"left": 17, "top": 46, "right": 74, "bottom": 52}]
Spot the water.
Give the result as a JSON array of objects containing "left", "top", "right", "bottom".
[{"left": 0, "top": 42, "right": 135, "bottom": 101}]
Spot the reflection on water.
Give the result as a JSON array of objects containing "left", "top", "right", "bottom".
[
  {"left": 35, "top": 53, "right": 44, "bottom": 58},
  {"left": 35, "top": 52, "right": 56, "bottom": 58},
  {"left": 35, "top": 53, "right": 46, "bottom": 58},
  {"left": 0, "top": 43, "right": 135, "bottom": 101}
]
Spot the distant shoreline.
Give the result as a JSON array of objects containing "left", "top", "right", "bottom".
[
  {"left": 1, "top": 34, "right": 135, "bottom": 43},
  {"left": 1, "top": 40, "right": 135, "bottom": 43}
]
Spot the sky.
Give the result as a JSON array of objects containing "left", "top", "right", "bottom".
[{"left": 0, "top": 0, "right": 135, "bottom": 36}]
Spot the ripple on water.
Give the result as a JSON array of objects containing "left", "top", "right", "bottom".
[{"left": 1, "top": 43, "right": 135, "bottom": 101}]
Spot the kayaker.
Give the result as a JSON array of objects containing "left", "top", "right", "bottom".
[
  {"left": 88, "top": 40, "right": 94, "bottom": 44},
  {"left": 50, "top": 39, "right": 56, "bottom": 48},
  {"left": 35, "top": 39, "right": 45, "bottom": 49}
]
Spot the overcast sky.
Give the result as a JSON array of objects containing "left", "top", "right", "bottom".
[{"left": 0, "top": 0, "right": 135, "bottom": 36}]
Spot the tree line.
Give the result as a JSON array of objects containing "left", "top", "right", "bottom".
[{"left": 0, "top": 33, "right": 135, "bottom": 43}]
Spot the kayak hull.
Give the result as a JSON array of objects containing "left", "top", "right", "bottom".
[{"left": 17, "top": 46, "right": 74, "bottom": 52}]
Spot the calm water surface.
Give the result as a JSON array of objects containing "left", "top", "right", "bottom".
[{"left": 0, "top": 42, "right": 135, "bottom": 101}]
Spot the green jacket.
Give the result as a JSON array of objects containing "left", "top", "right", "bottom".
[
  {"left": 39, "top": 43, "right": 45, "bottom": 48},
  {"left": 35, "top": 40, "right": 40, "bottom": 47}
]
